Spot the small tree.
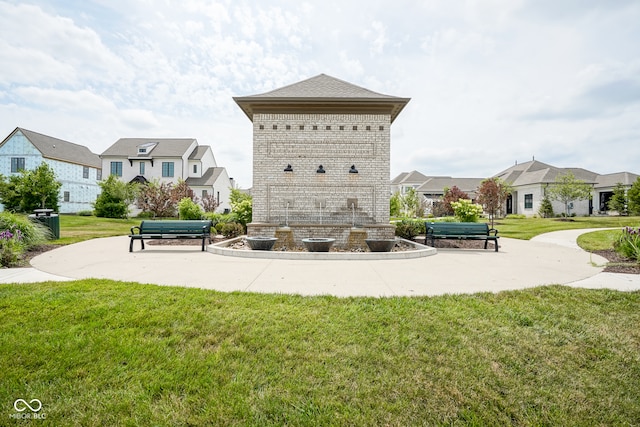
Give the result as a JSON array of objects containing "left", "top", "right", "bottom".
[
  {"left": 390, "top": 191, "right": 402, "bottom": 217},
  {"left": 0, "top": 163, "right": 61, "bottom": 212},
  {"left": 401, "top": 188, "right": 421, "bottom": 217},
  {"left": 538, "top": 195, "right": 554, "bottom": 218},
  {"left": 608, "top": 182, "right": 628, "bottom": 215},
  {"left": 442, "top": 186, "right": 469, "bottom": 216},
  {"left": 94, "top": 175, "right": 137, "bottom": 218},
  {"left": 201, "top": 193, "right": 220, "bottom": 213},
  {"left": 628, "top": 177, "right": 640, "bottom": 215},
  {"left": 546, "top": 171, "right": 592, "bottom": 217},
  {"left": 229, "top": 188, "right": 252, "bottom": 230},
  {"left": 136, "top": 180, "right": 177, "bottom": 218},
  {"left": 476, "top": 177, "right": 511, "bottom": 228}
]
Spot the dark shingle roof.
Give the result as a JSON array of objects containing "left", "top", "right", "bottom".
[
  {"left": 6, "top": 127, "right": 101, "bottom": 168},
  {"left": 101, "top": 138, "right": 197, "bottom": 157},
  {"left": 234, "top": 74, "right": 410, "bottom": 123},
  {"left": 186, "top": 167, "right": 225, "bottom": 187}
]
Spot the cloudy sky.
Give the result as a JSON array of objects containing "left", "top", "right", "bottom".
[{"left": 1, "top": 0, "right": 639, "bottom": 188}]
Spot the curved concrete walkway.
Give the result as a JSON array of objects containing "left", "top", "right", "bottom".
[{"left": 2, "top": 228, "right": 633, "bottom": 296}]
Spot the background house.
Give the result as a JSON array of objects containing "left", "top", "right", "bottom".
[
  {"left": 100, "top": 138, "right": 232, "bottom": 213},
  {"left": 0, "top": 127, "right": 102, "bottom": 213},
  {"left": 395, "top": 159, "right": 639, "bottom": 218}
]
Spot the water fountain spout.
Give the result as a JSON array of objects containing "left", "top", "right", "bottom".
[
  {"left": 351, "top": 203, "right": 355, "bottom": 227},
  {"left": 285, "top": 201, "right": 289, "bottom": 227}
]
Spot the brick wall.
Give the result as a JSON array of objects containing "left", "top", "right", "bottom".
[{"left": 252, "top": 113, "right": 391, "bottom": 226}]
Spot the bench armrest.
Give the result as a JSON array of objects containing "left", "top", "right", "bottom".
[
  {"left": 130, "top": 226, "right": 141, "bottom": 235},
  {"left": 488, "top": 228, "right": 499, "bottom": 236}
]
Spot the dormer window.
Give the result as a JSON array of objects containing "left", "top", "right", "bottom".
[{"left": 137, "top": 142, "right": 157, "bottom": 155}]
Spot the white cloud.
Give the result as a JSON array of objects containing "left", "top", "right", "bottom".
[{"left": 1, "top": 0, "right": 639, "bottom": 187}]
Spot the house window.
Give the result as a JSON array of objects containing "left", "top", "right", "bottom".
[
  {"left": 524, "top": 194, "right": 533, "bottom": 209},
  {"left": 97, "top": 169, "right": 102, "bottom": 180},
  {"left": 83, "top": 166, "right": 89, "bottom": 179},
  {"left": 193, "top": 165, "right": 198, "bottom": 174},
  {"left": 138, "top": 148, "right": 147, "bottom": 153},
  {"left": 202, "top": 190, "right": 208, "bottom": 198},
  {"left": 110, "top": 161, "right": 123, "bottom": 177},
  {"left": 140, "top": 162, "right": 145, "bottom": 175},
  {"left": 162, "top": 162, "right": 174, "bottom": 177},
  {"left": 63, "top": 191, "right": 70, "bottom": 202},
  {"left": 10, "top": 157, "right": 25, "bottom": 173}
]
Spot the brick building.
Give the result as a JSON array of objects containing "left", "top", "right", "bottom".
[{"left": 234, "top": 74, "right": 409, "bottom": 247}]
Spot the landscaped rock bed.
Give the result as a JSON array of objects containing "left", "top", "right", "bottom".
[{"left": 227, "top": 238, "right": 415, "bottom": 253}]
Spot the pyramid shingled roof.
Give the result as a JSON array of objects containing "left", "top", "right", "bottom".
[{"left": 234, "top": 74, "right": 410, "bottom": 123}]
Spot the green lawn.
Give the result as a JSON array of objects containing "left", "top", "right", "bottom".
[
  {"left": 4, "top": 214, "right": 637, "bottom": 425},
  {"left": 1, "top": 282, "right": 639, "bottom": 426}
]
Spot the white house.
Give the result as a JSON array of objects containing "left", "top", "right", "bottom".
[
  {"left": 0, "top": 127, "right": 102, "bottom": 213},
  {"left": 395, "top": 159, "right": 639, "bottom": 217},
  {"left": 100, "top": 138, "right": 232, "bottom": 212}
]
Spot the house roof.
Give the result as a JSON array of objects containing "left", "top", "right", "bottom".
[
  {"left": 233, "top": 74, "right": 410, "bottom": 123},
  {"left": 390, "top": 172, "right": 409, "bottom": 185},
  {"left": 594, "top": 171, "right": 640, "bottom": 188},
  {"left": 188, "top": 145, "right": 210, "bottom": 160},
  {"left": 397, "top": 170, "right": 430, "bottom": 185},
  {"left": 417, "top": 177, "right": 484, "bottom": 194},
  {"left": 186, "top": 167, "right": 226, "bottom": 187},
  {"left": 494, "top": 160, "right": 599, "bottom": 186},
  {"left": 2, "top": 127, "right": 101, "bottom": 168},
  {"left": 101, "top": 138, "right": 197, "bottom": 158}
]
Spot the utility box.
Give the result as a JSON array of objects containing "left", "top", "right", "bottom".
[{"left": 29, "top": 209, "right": 60, "bottom": 240}]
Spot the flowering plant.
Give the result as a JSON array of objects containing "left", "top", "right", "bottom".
[
  {"left": 614, "top": 226, "right": 640, "bottom": 262},
  {"left": 0, "top": 228, "right": 25, "bottom": 267}
]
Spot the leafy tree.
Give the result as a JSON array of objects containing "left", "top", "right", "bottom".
[
  {"left": 390, "top": 191, "right": 402, "bottom": 217},
  {"left": 94, "top": 175, "right": 137, "bottom": 218},
  {"left": 546, "top": 171, "right": 592, "bottom": 217},
  {"left": 0, "top": 163, "right": 61, "bottom": 212},
  {"left": 442, "top": 186, "right": 469, "bottom": 216},
  {"left": 0, "top": 174, "right": 23, "bottom": 212},
  {"left": 607, "top": 182, "right": 628, "bottom": 215},
  {"left": 201, "top": 193, "right": 220, "bottom": 213},
  {"left": 137, "top": 180, "right": 178, "bottom": 218},
  {"left": 538, "top": 195, "right": 554, "bottom": 218},
  {"left": 229, "top": 188, "right": 252, "bottom": 229},
  {"left": 476, "top": 177, "right": 511, "bottom": 228},
  {"left": 401, "top": 188, "right": 421, "bottom": 217},
  {"left": 628, "top": 177, "right": 640, "bottom": 215}
]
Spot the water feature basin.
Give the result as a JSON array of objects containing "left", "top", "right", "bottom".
[
  {"left": 302, "top": 238, "right": 335, "bottom": 252},
  {"left": 246, "top": 236, "right": 278, "bottom": 251},
  {"left": 365, "top": 239, "right": 398, "bottom": 252}
]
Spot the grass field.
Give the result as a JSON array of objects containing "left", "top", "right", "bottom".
[
  {"left": 3, "top": 214, "right": 638, "bottom": 425},
  {"left": 1, "top": 282, "right": 639, "bottom": 426}
]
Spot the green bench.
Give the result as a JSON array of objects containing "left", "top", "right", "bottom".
[
  {"left": 129, "top": 220, "right": 213, "bottom": 252},
  {"left": 425, "top": 222, "right": 499, "bottom": 252}
]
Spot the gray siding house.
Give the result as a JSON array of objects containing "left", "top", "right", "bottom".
[{"left": 0, "top": 127, "right": 102, "bottom": 213}]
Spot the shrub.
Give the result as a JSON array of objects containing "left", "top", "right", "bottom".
[
  {"left": 0, "top": 229, "right": 25, "bottom": 267},
  {"left": 219, "top": 222, "right": 244, "bottom": 238},
  {"left": 539, "top": 196, "right": 554, "bottom": 218},
  {"left": 0, "top": 212, "right": 50, "bottom": 247},
  {"left": 178, "top": 197, "right": 204, "bottom": 220},
  {"left": 94, "top": 175, "right": 137, "bottom": 218},
  {"left": 505, "top": 214, "right": 526, "bottom": 219},
  {"left": 394, "top": 219, "right": 425, "bottom": 240},
  {"left": 614, "top": 226, "right": 640, "bottom": 262},
  {"left": 77, "top": 210, "right": 94, "bottom": 216},
  {"left": 451, "top": 199, "right": 483, "bottom": 222}
]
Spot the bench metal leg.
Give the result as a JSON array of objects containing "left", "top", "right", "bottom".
[{"left": 129, "top": 238, "right": 134, "bottom": 253}]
